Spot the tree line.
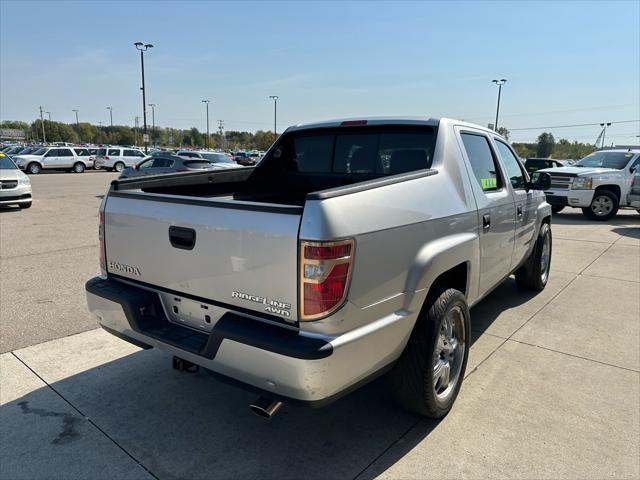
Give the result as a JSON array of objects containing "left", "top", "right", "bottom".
[
  {"left": 498, "top": 128, "right": 595, "bottom": 160},
  {"left": 2, "top": 120, "right": 597, "bottom": 159},
  {"left": 0, "top": 119, "right": 278, "bottom": 151}
]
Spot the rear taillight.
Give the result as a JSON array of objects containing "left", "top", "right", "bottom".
[
  {"left": 104, "top": 156, "right": 110, "bottom": 160},
  {"left": 300, "top": 239, "right": 354, "bottom": 320},
  {"left": 99, "top": 210, "right": 106, "bottom": 276}
]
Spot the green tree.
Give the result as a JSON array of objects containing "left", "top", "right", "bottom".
[
  {"left": 496, "top": 127, "right": 510, "bottom": 141},
  {"left": 536, "top": 132, "right": 555, "bottom": 158}
]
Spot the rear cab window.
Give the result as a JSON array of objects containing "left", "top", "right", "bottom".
[{"left": 272, "top": 126, "right": 436, "bottom": 176}]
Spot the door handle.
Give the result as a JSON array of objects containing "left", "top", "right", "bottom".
[
  {"left": 517, "top": 205, "right": 523, "bottom": 217},
  {"left": 482, "top": 213, "right": 491, "bottom": 230},
  {"left": 169, "top": 226, "right": 196, "bottom": 250}
]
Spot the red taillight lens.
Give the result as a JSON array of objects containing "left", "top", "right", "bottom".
[
  {"left": 99, "top": 210, "right": 106, "bottom": 276},
  {"left": 300, "top": 239, "right": 354, "bottom": 320},
  {"left": 104, "top": 156, "right": 110, "bottom": 160}
]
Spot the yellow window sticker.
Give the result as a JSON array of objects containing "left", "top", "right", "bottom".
[{"left": 480, "top": 177, "right": 497, "bottom": 189}]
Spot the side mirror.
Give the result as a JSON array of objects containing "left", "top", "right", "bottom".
[{"left": 527, "top": 171, "right": 551, "bottom": 191}]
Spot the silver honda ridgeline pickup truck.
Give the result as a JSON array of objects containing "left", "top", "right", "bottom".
[{"left": 86, "top": 117, "right": 552, "bottom": 418}]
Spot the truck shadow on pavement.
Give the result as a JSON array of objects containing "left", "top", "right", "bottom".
[{"left": 3, "top": 278, "right": 552, "bottom": 480}]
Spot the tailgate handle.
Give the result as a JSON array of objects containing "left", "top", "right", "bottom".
[{"left": 169, "top": 226, "right": 196, "bottom": 250}]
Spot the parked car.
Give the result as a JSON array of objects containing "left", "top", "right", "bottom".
[
  {"left": 93, "top": 147, "right": 146, "bottom": 172},
  {"left": 0, "top": 153, "right": 32, "bottom": 208},
  {"left": 524, "top": 158, "right": 570, "bottom": 175},
  {"left": 175, "top": 150, "right": 238, "bottom": 169},
  {"left": 233, "top": 151, "right": 256, "bottom": 166},
  {"left": 540, "top": 148, "right": 640, "bottom": 219},
  {"left": 86, "top": 117, "right": 552, "bottom": 419},
  {"left": 628, "top": 169, "right": 640, "bottom": 214},
  {"left": 119, "top": 155, "right": 222, "bottom": 179},
  {"left": 72, "top": 147, "right": 95, "bottom": 169},
  {"left": 13, "top": 146, "right": 93, "bottom": 174}
]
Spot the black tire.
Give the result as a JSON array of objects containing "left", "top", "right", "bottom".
[
  {"left": 114, "top": 162, "right": 125, "bottom": 173},
  {"left": 636, "top": 209, "right": 640, "bottom": 215},
  {"left": 27, "top": 163, "right": 41, "bottom": 174},
  {"left": 515, "top": 222, "right": 552, "bottom": 291},
  {"left": 19, "top": 202, "right": 32, "bottom": 209},
  {"left": 72, "top": 162, "right": 85, "bottom": 173},
  {"left": 551, "top": 205, "right": 564, "bottom": 214},
  {"left": 581, "top": 189, "right": 619, "bottom": 221},
  {"left": 389, "top": 288, "right": 470, "bottom": 418}
]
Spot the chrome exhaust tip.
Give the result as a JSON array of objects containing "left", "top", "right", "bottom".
[{"left": 249, "top": 396, "right": 283, "bottom": 419}]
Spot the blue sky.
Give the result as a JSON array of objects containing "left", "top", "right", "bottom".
[{"left": 1, "top": 0, "right": 639, "bottom": 144}]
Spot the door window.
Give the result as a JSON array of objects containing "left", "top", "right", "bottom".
[
  {"left": 108, "top": 149, "right": 121, "bottom": 156},
  {"left": 460, "top": 133, "right": 502, "bottom": 191},
  {"left": 137, "top": 159, "right": 154, "bottom": 169},
  {"left": 494, "top": 140, "right": 526, "bottom": 189},
  {"left": 58, "top": 148, "right": 74, "bottom": 157},
  {"left": 45, "top": 149, "right": 59, "bottom": 157},
  {"left": 152, "top": 158, "right": 174, "bottom": 168}
]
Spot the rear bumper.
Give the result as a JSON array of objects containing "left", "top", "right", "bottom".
[
  {"left": 545, "top": 189, "right": 594, "bottom": 208},
  {"left": 85, "top": 276, "right": 411, "bottom": 404}
]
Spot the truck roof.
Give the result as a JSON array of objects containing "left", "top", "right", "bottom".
[{"left": 286, "top": 116, "right": 501, "bottom": 138}]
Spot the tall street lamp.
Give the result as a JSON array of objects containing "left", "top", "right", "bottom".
[
  {"left": 492, "top": 79, "right": 507, "bottom": 131},
  {"left": 46, "top": 111, "right": 52, "bottom": 122},
  {"left": 72, "top": 109, "right": 79, "bottom": 126},
  {"left": 599, "top": 122, "right": 612, "bottom": 148},
  {"left": 106, "top": 106, "right": 113, "bottom": 127},
  {"left": 202, "top": 99, "right": 210, "bottom": 149},
  {"left": 134, "top": 42, "right": 153, "bottom": 153},
  {"left": 269, "top": 95, "right": 278, "bottom": 139},
  {"left": 39, "top": 106, "right": 46, "bottom": 143},
  {"left": 148, "top": 103, "right": 156, "bottom": 147}
]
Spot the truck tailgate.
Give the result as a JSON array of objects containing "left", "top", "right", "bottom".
[{"left": 104, "top": 192, "right": 301, "bottom": 322}]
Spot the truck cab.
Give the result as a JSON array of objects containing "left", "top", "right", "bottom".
[{"left": 540, "top": 148, "right": 640, "bottom": 220}]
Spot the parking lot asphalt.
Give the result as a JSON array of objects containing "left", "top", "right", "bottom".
[{"left": 1, "top": 173, "right": 639, "bottom": 479}]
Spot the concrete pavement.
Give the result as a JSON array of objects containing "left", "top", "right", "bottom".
[{"left": 1, "top": 174, "right": 639, "bottom": 479}]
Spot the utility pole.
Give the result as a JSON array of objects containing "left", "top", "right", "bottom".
[
  {"left": 218, "top": 119, "right": 225, "bottom": 149},
  {"left": 269, "top": 95, "right": 278, "bottom": 140},
  {"left": 491, "top": 79, "right": 507, "bottom": 131},
  {"left": 39, "top": 106, "right": 46, "bottom": 143},
  {"left": 134, "top": 42, "right": 154, "bottom": 153},
  {"left": 148, "top": 103, "right": 156, "bottom": 147},
  {"left": 134, "top": 116, "right": 140, "bottom": 146},
  {"left": 599, "top": 122, "right": 612, "bottom": 149},
  {"left": 46, "top": 111, "right": 52, "bottom": 122},
  {"left": 202, "top": 99, "right": 210, "bottom": 149},
  {"left": 106, "top": 106, "right": 113, "bottom": 127},
  {"left": 72, "top": 110, "right": 79, "bottom": 126}
]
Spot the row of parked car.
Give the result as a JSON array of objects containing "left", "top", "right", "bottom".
[{"left": 0, "top": 143, "right": 265, "bottom": 175}]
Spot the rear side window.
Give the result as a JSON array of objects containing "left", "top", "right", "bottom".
[
  {"left": 179, "top": 152, "right": 199, "bottom": 158},
  {"left": 279, "top": 127, "right": 435, "bottom": 175},
  {"left": 152, "top": 158, "right": 174, "bottom": 168},
  {"left": 74, "top": 148, "right": 89, "bottom": 156},
  {"left": 460, "top": 133, "right": 501, "bottom": 191},
  {"left": 108, "top": 149, "right": 121, "bottom": 156},
  {"left": 183, "top": 160, "right": 211, "bottom": 169},
  {"left": 58, "top": 148, "right": 74, "bottom": 157}
]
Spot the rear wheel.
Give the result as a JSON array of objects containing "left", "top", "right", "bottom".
[
  {"left": 73, "top": 162, "right": 85, "bottom": 173},
  {"left": 389, "top": 288, "right": 470, "bottom": 418},
  {"left": 551, "top": 205, "right": 564, "bottom": 214},
  {"left": 113, "top": 162, "right": 125, "bottom": 173},
  {"left": 516, "top": 223, "right": 552, "bottom": 291},
  {"left": 27, "top": 163, "right": 41, "bottom": 174},
  {"left": 582, "top": 189, "right": 619, "bottom": 221}
]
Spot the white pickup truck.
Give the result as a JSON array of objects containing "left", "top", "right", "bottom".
[{"left": 541, "top": 148, "right": 640, "bottom": 220}]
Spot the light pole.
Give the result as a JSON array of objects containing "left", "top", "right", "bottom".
[
  {"left": 98, "top": 121, "right": 103, "bottom": 144},
  {"left": 134, "top": 116, "right": 140, "bottom": 146},
  {"left": 269, "top": 95, "right": 278, "bottom": 139},
  {"left": 134, "top": 42, "right": 153, "bottom": 153},
  {"left": 218, "top": 119, "right": 225, "bottom": 149},
  {"left": 46, "top": 111, "right": 52, "bottom": 122},
  {"left": 599, "top": 122, "right": 612, "bottom": 149},
  {"left": 202, "top": 99, "right": 210, "bottom": 149},
  {"left": 148, "top": 103, "right": 156, "bottom": 147},
  {"left": 491, "top": 79, "right": 507, "bottom": 131},
  {"left": 39, "top": 106, "right": 46, "bottom": 143},
  {"left": 72, "top": 109, "right": 79, "bottom": 126},
  {"left": 106, "top": 106, "right": 113, "bottom": 127}
]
